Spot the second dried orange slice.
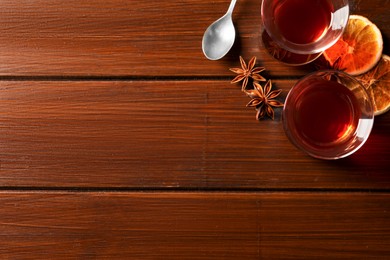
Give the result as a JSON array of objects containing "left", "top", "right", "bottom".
[
  {"left": 357, "top": 55, "right": 390, "bottom": 116},
  {"left": 323, "top": 15, "right": 383, "bottom": 76}
]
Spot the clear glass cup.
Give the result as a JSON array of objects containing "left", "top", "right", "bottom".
[
  {"left": 283, "top": 70, "right": 374, "bottom": 159},
  {"left": 261, "top": 0, "right": 349, "bottom": 64}
]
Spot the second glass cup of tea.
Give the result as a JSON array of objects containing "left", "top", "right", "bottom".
[
  {"left": 283, "top": 70, "right": 374, "bottom": 159},
  {"left": 261, "top": 0, "right": 349, "bottom": 65}
]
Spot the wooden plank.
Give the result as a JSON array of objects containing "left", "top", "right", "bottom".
[
  {"left": 0, "top": 0, "right": 388, "bottom": 77},
  {"left": 0, "top": 192, "right": 389, "bottom": 258},
  {"left": 0, "top": 80, "right": 389, "bottom": 189}
]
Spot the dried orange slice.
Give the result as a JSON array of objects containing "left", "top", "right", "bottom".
[
  {"left": 357, "top": 54, "right": 390, "bottom": 116},
  {"left": 323, "top": 15, "right": 383, "bottom": 76}
]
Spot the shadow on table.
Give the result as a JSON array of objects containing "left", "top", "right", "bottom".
[
  {"left": 333, "top": 114, "right": 390, "bottom": 178},
  {"left": 221, "top": 28, "right": 243, "bottom": 66}
]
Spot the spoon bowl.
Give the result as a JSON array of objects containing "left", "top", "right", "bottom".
[{"left": 202, "top": 0, "right": 237, "bottom": 60}]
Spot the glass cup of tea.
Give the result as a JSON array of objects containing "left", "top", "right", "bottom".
[
  {"left": 261, "top": 0, "right": 349, "bottom": 65},
  {"left": 283, "top": 70, "right": 374, "bottom": 159}
]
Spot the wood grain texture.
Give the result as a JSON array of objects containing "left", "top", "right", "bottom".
[
  {"left": 0, "top": 0, "right": 389, "bottom": 257},
  {"left": 0, "top": 192, "right": 389, "bottom": 259},
  {"left": 0, "top": 80, "right": 389, "bottom": 189},
  {"left": 0, "top": 0, "right": 388, "bottom": 77}
]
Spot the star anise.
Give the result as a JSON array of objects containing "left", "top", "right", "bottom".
[
  {"left": 267, "top": 40, "right": 288, "bottom": 61},
  {"left": 314, "top": 55, "right": 346, "bottom": 71},
  {"left": 246, "top": 80, "right": 284, "bottom": 120},
  {"left": 230, "top": 56, "right": 266, "bottom": 91}
]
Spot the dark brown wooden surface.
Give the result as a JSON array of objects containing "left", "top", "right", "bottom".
[
  {"left": 0, "top": 0, "right": 389, "bottom": 258},
  {"left": 1, "top": 192, "right": 389, "bottom": 259},
  {"left": 0, "top": 80, "right": 389, "bottom": 189},
  {"left": 0, "top": 0, "right": 388, "bottom": 77}
]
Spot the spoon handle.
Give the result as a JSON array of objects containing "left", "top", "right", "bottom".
[{"left": 226, "top": 0, "right": 237, "bottom": 15}]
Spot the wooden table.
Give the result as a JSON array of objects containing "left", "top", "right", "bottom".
[{"left": 0, "top": 0, "right": 389, "bottom": 258}]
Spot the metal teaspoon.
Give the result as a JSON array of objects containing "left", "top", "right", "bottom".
[{"left": 202, "top": 0, "right": 237, "bottom": 60}]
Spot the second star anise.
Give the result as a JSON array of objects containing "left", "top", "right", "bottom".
[
  {"left": 246, "top": 80, "right": 284, "bottom": 120},
  {"left": 230, "top": 56, "right": 266, "bottom": 91}
]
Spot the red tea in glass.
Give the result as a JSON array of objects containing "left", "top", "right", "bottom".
[
  {"left": 274, "top": 0, "right": 334, "bottom": 44},
  {"left": 261, "top": 0, "right": 349, "bottom": 55},
  {"left": 283, "top": 71, "right": 374, "bottom": 159},
  {"left": 293, "top": 79, "right": 360, "bottom": 145}
]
